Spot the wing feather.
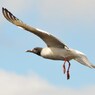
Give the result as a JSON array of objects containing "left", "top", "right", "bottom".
[{"left": 2, "top": 8, "right": 68, "bottom": 48}]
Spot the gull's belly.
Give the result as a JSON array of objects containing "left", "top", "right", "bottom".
[{"left": 41, "top": 47, "right": 75, "bottom": 60}]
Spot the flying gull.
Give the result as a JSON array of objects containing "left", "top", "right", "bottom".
[{"left": 2, "top": 7, "right": 95, "bottom": 79}]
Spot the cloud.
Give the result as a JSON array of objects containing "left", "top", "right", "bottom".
[
  {"left": 1, "top": 0, "right": 95, "bottom": 23},
  {"left": 37, "top": 0, "right": 95, "bottom": 22},
  {"left": 0, "top": 70, "right": 95, "bottom": 95},
  {"left": 0, "top": 0, "right": 33, "bottom": 24},
  {"left": 1, "top": 0, "right": 34, "bottom": 12}
]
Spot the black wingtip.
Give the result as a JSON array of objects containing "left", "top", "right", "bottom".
[
  {"left": 2, "top": 7, "right": 5, "bottom": 15},
  {"left": 2, "top": 7, "right": 7, "bottom": 10},
  {"left": 2, "top": 7, "right": 7, "bottom": 14},
  {"left": 2, "top": 7, "right": 8, "bottom": 12},
  {"left": 2, "top": 7, "right": 6, "bottom": 11},
  {"left": 2, "top": 7, "right": 4, "bottom": 10},
  {"left": 2, "top": 7, "right": 4, "bottom": 12}
]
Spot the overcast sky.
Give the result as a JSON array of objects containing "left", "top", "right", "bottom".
[{"left": 0, "top": 0, "right": 95, "bottom": 95}]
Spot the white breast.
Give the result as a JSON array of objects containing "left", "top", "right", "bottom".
[{"left": 41, "top": 47, "right": 75, "bottom": 60}]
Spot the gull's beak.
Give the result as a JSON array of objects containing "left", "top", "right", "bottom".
[
  {"left": 26, "top": 49, "right": 36, "bottom": 53},
  {"left": 26, "top": 50, "right": 33, "bottom": 53}
]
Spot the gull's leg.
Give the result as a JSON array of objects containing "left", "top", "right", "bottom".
[
  {"left": 63, "top": 59, "right": 67, "bottom": 74},
  {"left": 67, "top": 61, "right": 71, "bottom": 80}
]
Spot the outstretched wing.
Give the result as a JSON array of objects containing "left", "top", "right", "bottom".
[
  {"left": 74, "top": 54, "right": 95, "bottom": 68},
  {"left": 2, "top": 7, "right": 68, "bottom": 48}
]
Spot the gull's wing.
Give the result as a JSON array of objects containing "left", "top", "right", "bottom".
[
  {"left": 2, "top": 7, "right": 68, "bottom": 48},
  {"left": 74, "top": 54, "right": 95, "bottom": 68}
]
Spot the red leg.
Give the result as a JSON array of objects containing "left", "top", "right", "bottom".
[
  {"left": 67, "top": 61, "right": 71, "bottom": 80},
  {"left": 63, "top": 60, "right": 67, "bottom": 74}
]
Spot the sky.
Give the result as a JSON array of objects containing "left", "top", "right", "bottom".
[{"left": 0, "top": 0, "right": 95, "bottom": 95}]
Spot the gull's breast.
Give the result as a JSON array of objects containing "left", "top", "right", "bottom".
[{"left": 41, "top": 47, "right": 75, "bottom": 60}]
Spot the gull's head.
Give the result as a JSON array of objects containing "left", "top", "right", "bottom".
[{"left": 26, "top": 47, "right": 42, "bottom": 56}]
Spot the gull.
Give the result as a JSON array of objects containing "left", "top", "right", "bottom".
[{"left": 2, "top": 7, "right": 95, "bottom": 79}]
